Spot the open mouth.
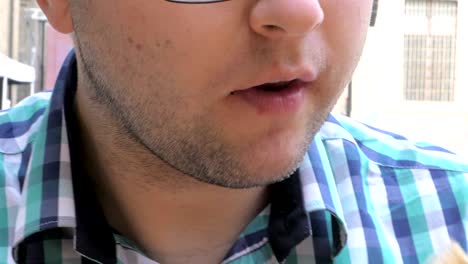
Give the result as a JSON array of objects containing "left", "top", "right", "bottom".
[
  {"left": 231, "top": 79, "right": 298, "bottom": 95},
  {"left": 230, "top": 79, "right": 307, "bottom": 114},
  {"left": 254, "top": 80, "right": 295, "bottom": 92}
]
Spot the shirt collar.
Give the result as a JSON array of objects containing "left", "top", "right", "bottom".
[
  {"left": 62, "top": 52, "right": 118, "bottom": 263},
  {"left": 261, "top": 133, "right": 347, "bottom": 262},
  {"left": 13, "top": 50, "right": 348, "bottom": 263},
  {"left": 12, "top": 50, "right": 116, "bottom": 263},
  {"left": 12, "top": 50, "right": 77, "bottom": 253}
]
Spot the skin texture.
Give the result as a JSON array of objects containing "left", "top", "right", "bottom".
[
  {"left": 37, "top": 0, "right": 373, "bottom": 262},
  {"left": 68, "top": 0, "right": 371, "bottom": 189}
]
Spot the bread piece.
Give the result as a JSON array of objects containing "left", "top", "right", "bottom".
[{"left": 428, "top": 242, "right": 468, "bottom": 264}]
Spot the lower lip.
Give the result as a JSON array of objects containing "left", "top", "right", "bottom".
[{"left": 232, "top": 80, "right": 307, "bottom": 115}]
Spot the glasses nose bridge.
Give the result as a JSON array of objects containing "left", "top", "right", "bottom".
[{"left": 164, "top": 0, "right": 230, "bottom": 3}]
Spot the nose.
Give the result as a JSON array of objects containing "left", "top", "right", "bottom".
[{"left": 249, "top": 0, "right": 324, "bottom": 39}]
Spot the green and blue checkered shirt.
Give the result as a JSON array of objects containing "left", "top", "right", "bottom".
[{"left": 1, "top": 51, "right": 468, "bottom": 263}]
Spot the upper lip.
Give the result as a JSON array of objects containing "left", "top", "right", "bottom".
[{"left": 233, "top": 65, "right": 318, "bottom": 93}]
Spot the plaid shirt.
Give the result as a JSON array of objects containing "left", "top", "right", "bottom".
[{"left": 1, "top": 51, "right": 467, "bottom": 264}]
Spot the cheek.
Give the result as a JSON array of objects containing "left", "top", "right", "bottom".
[
  {"left": 321, "top": 0, "right": 372, "bottom": 55},
  {"left": 318, "top": 1, "right": 371, "bottom": 86}
]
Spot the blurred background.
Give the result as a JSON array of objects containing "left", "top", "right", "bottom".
[{"left": 0, "top": 0, "right": 467, "bottom": 156}]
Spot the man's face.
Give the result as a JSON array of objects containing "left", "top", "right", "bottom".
[{"left": 71, "top": 0, "right": 373, "bottom": 188}]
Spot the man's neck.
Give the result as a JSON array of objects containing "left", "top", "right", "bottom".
[{"left": 73, "top": 86, "right": 269, "bottom": 264}]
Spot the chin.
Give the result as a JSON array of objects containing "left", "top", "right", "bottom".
[{"left": 243, "top": 146, "right": 306, "bottom": 184}]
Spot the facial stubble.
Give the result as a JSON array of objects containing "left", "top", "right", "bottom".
[{"left": 74, "top": 33, "right": 333, "bottom": 189}]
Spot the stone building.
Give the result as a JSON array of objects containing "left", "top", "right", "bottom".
[{"left": 343, "top": 0, "right": 468, "bottom": 156}]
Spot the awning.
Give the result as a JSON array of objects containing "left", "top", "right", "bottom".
[
  {"left": 0, "top": 53, "right": 36, "bottom": 84},
  {"left": 1, "top": 53, "right": 36, "bottom": 110}
]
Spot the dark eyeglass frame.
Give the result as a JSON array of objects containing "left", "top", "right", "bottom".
[{"left": 166, "top": 0, "right": 228, "bottom": 3}]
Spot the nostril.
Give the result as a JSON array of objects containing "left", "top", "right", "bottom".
[
  {"left": 261, "top": 25, "right": 286, "bottom": 37},
  {"left": 263, "top": 24, "right": 281, "bottom": 31},
  {"left": 250, "top": 0, "right": 324, "bottom": 39}
]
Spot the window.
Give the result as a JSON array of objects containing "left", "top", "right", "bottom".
[{"left": 404, "top": 0, "right": 458, "bottom": 101}]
